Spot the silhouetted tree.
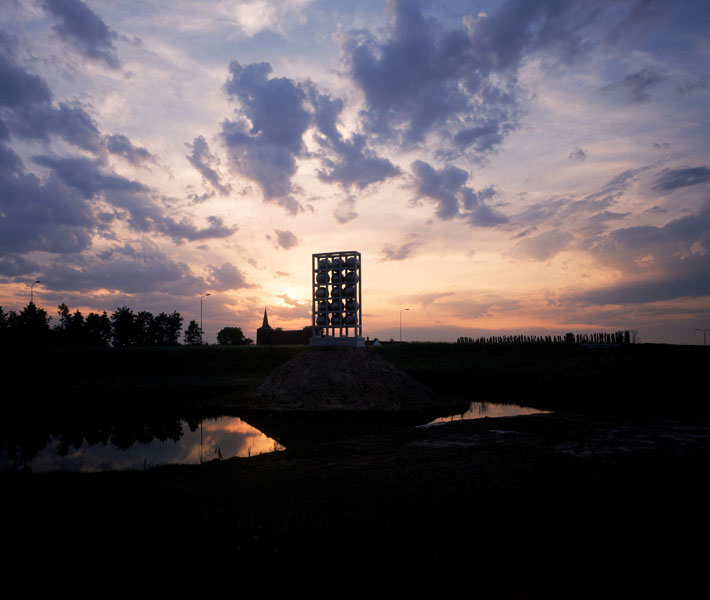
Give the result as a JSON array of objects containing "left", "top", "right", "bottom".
[
  {"left": 85, "top": 311, "right": 112, "bottom": 346},
  {"left": 217, "top": 326, "right": 253, "bottom": 346},
  {"left": 150, "top": 311, "right": 183, "bottom": 346},
  {"left": 134, "top": 311, "right": 154, "bottom": 346},
  {"left": 111, "top": 306, "right": 136, "bottom": 347},
  {"left": 184, "top": 320, "right": 203, "bottom": 345}
]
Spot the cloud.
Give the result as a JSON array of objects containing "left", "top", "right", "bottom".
[
  {"left": 276, "top": 293, "right": 300, "bottom": 307},
  {"left": 186, "top": 135, "right": 231, "bottom": 195},
  {"left": 652, "top": 167, "right": 710, "bottom": 192},
  {"left": 221, "top": 0, "right": 314, "bottom": 38},
  {"left": 676, "top": 80, "right": 709, "bottom": 96},
  {"left": 567, "top": 203, "right": 710, "bottom": 304},
  {"left": 341, "top": 0, "right": 660, "bottom": 155},
  {"left": 334, "top": 195, "right": 358, "bottom": 224},
  {"left": 0, "top": 35, "right": 52, "bottom": 107},
  {"left": 40, "top": 243, "right": 207, "bottom": 296},
  {"left": 42, "top": 0, "right": 121, "bottom": 68},
  {"left": 602, "top": 67, "right": 663, "bottom": 103},
  {"left": 515, "top": 229, "right": 573, "bottom": 261},
  {"left": 221, "top": 60, "right": 310, "bottom": 215},
  {"left": 380, "top": 233, "right": 424, "bottom": 261},
  {"left": 30, "top": 154, "right": 236, "bottom": 243},
  {"left": 410, "top": 160, "right": 507, "bottom": 226},
  {"left": 0, "top": 145, "right": 95, "bottom": 255},
  {"left": 308, "top": 86, "right": 400, "bottom": 189},
  {"left": 106, "top": 134, "right": 154, "bottom": 165},
  {"left": 208, "top": 262, "right": 253, "bottom": 291},
  {"left": 0, "top": 38, "right": 102, "bottom": 151},
  {"left": 569, "top": 148, "right": 587, "bottom": 161},
  {"left": 341, "top": 0, "right": 520, "bottom": 151},
  {"left": 270, "top": 229, "right": 299, "bottom": 250}
]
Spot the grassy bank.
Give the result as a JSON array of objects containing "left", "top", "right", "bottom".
[
  {"left": 3, "top": 341, "right": 709, "bottom": 418},
  {"left": 375, "top": 342, "right": 710, "bottom": 416}
]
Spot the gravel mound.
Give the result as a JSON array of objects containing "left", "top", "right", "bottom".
[{"left": 253, "top": 347, "right": 453, "bottom": 412}]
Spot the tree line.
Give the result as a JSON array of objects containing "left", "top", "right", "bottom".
[
  {"left": 456, "top": 331, "right": 636, "bottom": 345},
  {"left": 0, "top": 302, "right": 253, "bottom": 348}
]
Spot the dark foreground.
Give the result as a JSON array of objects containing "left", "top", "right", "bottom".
[
  {"left": 4, "top": 412, "right": 710, "bottom": 598},
  {"left": 3, "top": 343, "right": 710, "bottom": 597}
]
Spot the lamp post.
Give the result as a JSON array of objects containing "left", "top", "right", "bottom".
[
  {"left": 30, "top": 280, "right": 40, "bottom": 305},
  {"left": 400, "top": 308, "right": 409, "bottom": 342},
  {"left": 200, "top": 293, "right": 210, "bottom": 342},
  {"left": 697, "top": 328, "right": 710, "bottom": 346}
]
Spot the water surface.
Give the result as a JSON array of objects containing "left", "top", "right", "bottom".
[
  {"left": 2, "top": 402, "right": 547, "bottom": 473},
  {"left": 1, "top": 416, "right": 282, "bottom": 473}
]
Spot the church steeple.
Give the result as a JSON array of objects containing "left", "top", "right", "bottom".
[{"left": 262, "top": 306, "right": 271, "bottom": 329}]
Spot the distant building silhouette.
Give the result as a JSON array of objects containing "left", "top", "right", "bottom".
[{"left": 256, "top": 307, "right": 312, "bottom": 345}]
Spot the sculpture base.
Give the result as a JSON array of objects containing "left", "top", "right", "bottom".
[{"left": 309, "top": 336, "right": 365, "bottom": 348}]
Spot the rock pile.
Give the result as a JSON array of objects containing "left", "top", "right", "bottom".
[{"left": 253, "top": 347, "right": 456, "bottom": 413}]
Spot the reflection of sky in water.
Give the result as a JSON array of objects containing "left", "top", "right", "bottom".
[
  {"left": 3, "top": 417, "right": 283, "bottom": 474},
  {"left": 429, "top": 402, "right": 549, "bottom": 424}
]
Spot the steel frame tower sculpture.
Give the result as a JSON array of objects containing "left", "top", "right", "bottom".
[{"left": 310, "top": 250, "right": 364, "bottom": 347}]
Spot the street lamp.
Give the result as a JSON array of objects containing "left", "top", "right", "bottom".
[
  {"left": 200, "top": 293, "right": 211, "bottom": 341},
  {"left": 697, "top": 328, "right": 710, "bottom": 346},
  {"left": 400, "top": 308, "right": 409, "bottom": 342},
  {"left": 30, "top": 280, "right": 40, "bottom": 305}
]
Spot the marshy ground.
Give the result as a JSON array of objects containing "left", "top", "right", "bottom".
[{"left": 2, "top": 343, "right": 709, "bottom": 597}]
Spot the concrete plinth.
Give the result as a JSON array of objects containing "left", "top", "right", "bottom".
[{"left": 309, "top": 336, "right": 365, "bottom": 348}]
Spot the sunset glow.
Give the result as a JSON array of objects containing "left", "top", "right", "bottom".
[{"left": 1, "top": 0, "right": 708, "bottom": 344}]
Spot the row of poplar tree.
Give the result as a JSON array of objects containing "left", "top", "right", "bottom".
[
  {"left": 0, "top": 302, "right": 252, "bottom": 347},
  {"left": 456, "top": 331, "right": 636, "bottom": 344}
]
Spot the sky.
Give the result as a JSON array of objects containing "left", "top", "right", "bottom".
[{"left": 1, "top": 0, "right": 709, "bottom": 344}]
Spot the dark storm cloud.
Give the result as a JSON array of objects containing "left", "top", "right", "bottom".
[
  {"left": 410, "top": 160, "right": 507, "bottom": 226},
  {"left": 106, "top": 134, "right": 154, "bottom": 165},
  {"left": 652, "top": 167, "right": 710, "bottom": 192},
  {"left": 221, "top": 60, "right": 310, "bottom": 215},
  {"left": 602, "top": 67, "right": 663, "bottom": 103},
  {"left": 342, "top": 0, "right": 660, "bottom": 154},
  {"left": 186, "top": 135, "right": 231, "bottom": 195},
  {"left": 42, "top": 0, "right": 121, "bottom": 69},
  {"left": 308, "top": 86, "right": 400, "bottom": 189},
  {"left": 0, "top": 37, "right": 102, "bottom": 152},
  {"left": 208, "top": 262, "right": 253, "bottom": 291}
]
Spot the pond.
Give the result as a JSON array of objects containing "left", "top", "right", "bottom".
[
  {"left": 428, "top": 401, "right": 549, "bottom": 424},
  {"left": 1, "top": 402, "right": 547, "bottom": 473},
  {"left": 1, "top": 416, "right": 283, "bottom": 473}
]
